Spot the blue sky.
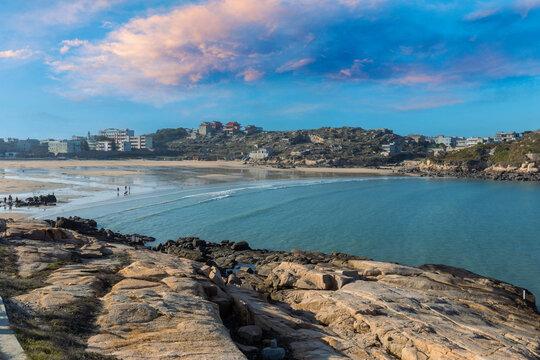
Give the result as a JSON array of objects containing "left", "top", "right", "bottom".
[{"left": 1, "top": 0, "right": 539, "bottom": 139}]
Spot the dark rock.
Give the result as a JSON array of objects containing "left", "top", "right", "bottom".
[
  {"left": 237, "top": 325, "right": 263, "bottom": 344},
  {"left": 235, "top": 343, "right": 259, "bottom": 359},
  {"left": 231, "top": 241, "right": 251, "bottom": 251},
  {"left": 193, "top": 239, "right": 206, "bottom": 248}
]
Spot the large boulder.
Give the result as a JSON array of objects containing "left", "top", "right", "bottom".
[
  {"left": 267, "top": 262, "right": 337, "bottom": 290},
  {"left": 231, "top": 241, "right": 251, "bottom": 251}
]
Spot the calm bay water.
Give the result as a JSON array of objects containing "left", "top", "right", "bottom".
[{"left": 42, "top": 176, "right": 540, "bottom": 300}]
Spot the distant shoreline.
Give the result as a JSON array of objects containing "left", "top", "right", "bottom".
[{"left": 0, "top": 159, "right": 399, "bottom": 174}]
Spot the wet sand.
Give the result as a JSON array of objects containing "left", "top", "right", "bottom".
[{"left": 0, "top": 178, "right": 66, "bottom": 194}]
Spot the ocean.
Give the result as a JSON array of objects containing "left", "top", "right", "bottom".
[{"left": 37, "top": 175, "right": 540, "bottom": 301}]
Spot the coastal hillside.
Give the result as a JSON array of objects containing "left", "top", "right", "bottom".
[
  {"left": 402, "top": 131, "right": 540, "bottom": 181},
  {"left": 439, "top": 130, "right": 540, "bottom": 166},
  {"left": 1, "top": 217, "right": 538, "bottom": 360},
  {"left": 150, "top": 127, "right": 427, "bottom": 166}
]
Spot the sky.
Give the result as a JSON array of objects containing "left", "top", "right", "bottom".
[{"left": 0, "top": 0, "right": 539, "bottom": 139}]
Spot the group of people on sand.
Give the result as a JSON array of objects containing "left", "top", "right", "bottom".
[
  {"left": 117, "top": 185, "right": 131, "bottom": 197},
  {"left": 2, "top": 195, "right": 17, "bottom": 209}
]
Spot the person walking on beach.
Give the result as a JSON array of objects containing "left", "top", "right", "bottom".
[
  {"left": 117, "top": 187, "right": 120, "bottom": 196},
  {"left": 8, "top": 195, "right": 12, "bottom": 203}
]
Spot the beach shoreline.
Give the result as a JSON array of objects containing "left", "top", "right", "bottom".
[{"left": 0, "top": 160, "right": 399, "bottom": 220}]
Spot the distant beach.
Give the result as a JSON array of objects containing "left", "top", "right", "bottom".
[{"left": 0, "top": 159, "right": 395, "bottom": 219}]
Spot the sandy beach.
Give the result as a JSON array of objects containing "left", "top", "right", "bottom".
[{"left": 0, "top": 159, "right": 396, "bottom": 175}]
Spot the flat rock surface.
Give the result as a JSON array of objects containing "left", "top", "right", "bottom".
[{"left": 1, "top": 219, "right": 539, "bottom": 360}]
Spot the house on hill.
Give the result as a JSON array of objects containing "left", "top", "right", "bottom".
[
  {"left": 244, "top": 125, "right": 263, "bottom": 135},
  {"left": 224, "top": 122, "right": 242, "bottom": 135},
  {"left": 198, "top": 121, "right": 224, "bottom": 136}
]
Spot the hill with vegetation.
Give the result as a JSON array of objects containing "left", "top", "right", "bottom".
[
  {"left": 149, "top": 127, "right": 429, "bottom": 167},
  {"left": 439, "top": 131, "right": 540, "bottom": 166}
]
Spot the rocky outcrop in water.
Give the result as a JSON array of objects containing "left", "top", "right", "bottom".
[
  {"left": 0, "top": 218, "right": 539, "bottom": 360},
  {"left": 54, "top": 216, "right": 155, "bottom": 246},
  {"left": 5, "top": 194, "right": 58, "bottom": 208}
]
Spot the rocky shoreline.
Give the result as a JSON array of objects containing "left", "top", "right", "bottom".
[
  {"left": 397, "top": 168, "right": 540, "bottom": 182},
  {"left": 393, "top": 159, "right": 540, "bottom": 182},
  {"left": 0, "top": 217, "right": 539, "bottom": 360}
]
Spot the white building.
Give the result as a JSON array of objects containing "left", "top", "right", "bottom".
[
  {"left": 455, "top": 139, "right": 468, "bottom": 149},
  {"left": 48, "top": 140, "right": 81, "bottom": 155},
  {"left": 99, "top": 128, "right": 134, "bottom": 143},
  {"left": 96, "top": 141, "right": 113, "bottom": 152},
  {"left": 249, "top": 147, "right": 273, "bottom": 160},
  {"left": 466, "top": 137, "right": 484, "bottom": 147}
]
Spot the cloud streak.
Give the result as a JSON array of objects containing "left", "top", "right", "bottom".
[{"left": 24, "top": 0, "right": 123, "bottom": 27}]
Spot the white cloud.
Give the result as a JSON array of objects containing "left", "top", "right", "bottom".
[
  {"left": 0, "top": 48, "right": 34, "bottom": 59},
  {"left": 59, "top": 39, "right": 88, "bottom": 54},
  {"left": 276, "top": 58, "right": 315, "bottom": 73},
  {"left": 31, "top": 0, "right": 123, "bottom": 26}
]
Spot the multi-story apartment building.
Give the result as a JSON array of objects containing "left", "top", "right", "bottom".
[
  {"left": 495, "top": 131, "right": 520, "bottom": 142},
  {"left": 99, "top": 128, "right": 135, "bottom": 143},
  {"left": 96, "top": 141, "right": 113, "bottom": 152},
  {"left": 129, "top": 136, "right": 153, "bottom": 150},
  {"left": 93, "top": 129, "right": 152, "bottom": 151},
  {"left": 433, "top": 135, "right": 457, "bottom": 147},
  {"left": 117, "top": 141, "right": 132, "bottom": 152}
]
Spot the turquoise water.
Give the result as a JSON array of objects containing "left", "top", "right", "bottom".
[{"left": 43, "top": 177, "right": 540, "bottom": 300}]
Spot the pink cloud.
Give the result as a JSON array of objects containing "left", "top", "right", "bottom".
[
  {"left": 51, "top": 0, "right": 387, "bottom": 101},
  {"left": 238, "top": 68, "right": 265, "bottom": 81},
  {"left": 329, "top": 58, "right": 373, "bottom": 79},
  {"left": 388, "top": 73, "right": 446, "bottom": 86},
  {"left": 395, "top": 98, "right": 464, "bottom": 111},
  {"left": 513, "top": 0, "right": 540, "bottom": 17}
]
